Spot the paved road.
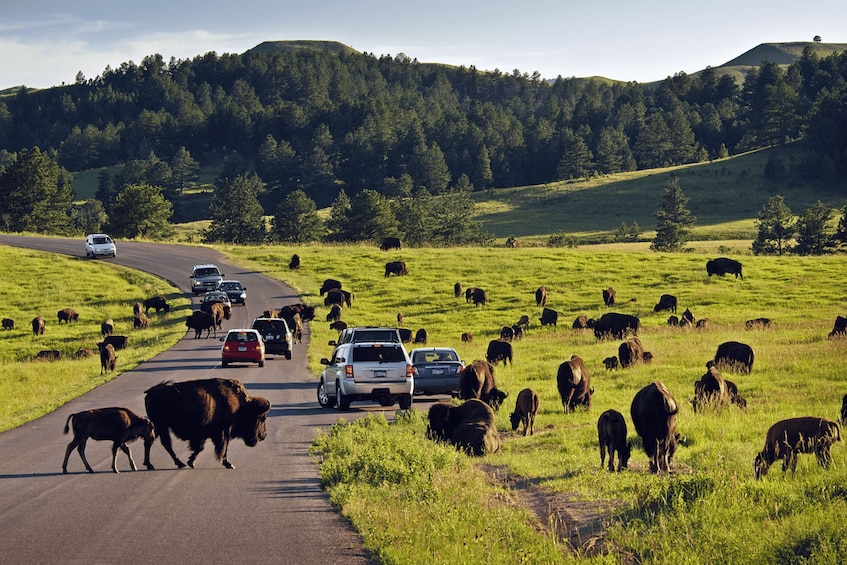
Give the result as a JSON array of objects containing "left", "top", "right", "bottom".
[{"left": 0, "top": 235, "right": 375, "bottom": 565}]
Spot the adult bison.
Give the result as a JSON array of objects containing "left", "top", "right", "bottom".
[
  {"left": 57, "top": 308, "right": 79, "bottom": 324},
  {"left": 101, "top": 318, "right": 115, "bottom": 336},
  {"left": 454, "top": 282, "right": 463, "bottom": 298},
  {"left": 31, "top": 315, "right": 45, "bottom": 335},
  {"left": 535, "top": 286, "right": 547, "bottom": 307},
  {"left": 319, "top": 278, "right": 342, "bottom": 296},
  {"left": 556, "top": 355, "right": 593, "bottom": 413},
  {"left": 469, "top": 287, "right": 488, "bottom": 307},
  {"left": 602, "top": 287, "right": 616, "bottom": 307},
  {"left": 572, "top": 315, "right": 594, "bottom": 330},
  {"left": 379, "top": 237, "right": 402, "bottom": 251},
  {"left": 714, "top": 341, "right": 754, "bottom": 373},
  {"left": 618, "top": 336, "right": 646, "bottom": 368},
  {"left": 325, "top": 288, "right": 353, "bottom": 308},
  {"left": 143, "top": 378, "right": 271, "bottom": 469},
  {"left": 594, "top": 312, "right": 640, "bottom": 340},
  {"left": 143, "top": 295, "right": 170, "bottom": 314},
  {"left": 630, "top": 381, "right": 679, "bottom": 473},
  {"left": 539, "top": 307, "right": 558, "bottom": 327},
  {"left": 691, "top": 362, "right": 729, "bottom": 413},
  {"left": 99, "top": 335, "right": 128, "bottom": 351},
  {"left": 459, "top": 360, "right": 507, "bottom": 411},
  {"left": 384, "top": 261, "right": 408, "bottom": 277},
  {"left": 485, "top": 339, "right": 513, "bottom": 367},
  {"left": 706, "top": 257, "right": 743, "bottom": 279},
  {"left": 653, "top": 294, "right": 677, "bottom": 313},
  {"left": 98, "top": 342, "right": 117, "bottom": 375},
  {"left": 2, "top": 317, "right": 14, "bottom": 330},
  {"left": 754, "top": 417, "right": 842, "bottom": 479},
  {"left": 597, "top": 409, "right": 631, "bottom": 472},
  {"left": 426, "top": 399, "right": 500, "bottom": 456},
  {"left": 828, "top": 315, "right": 847, "bottom": 339},
  {"left": 186, "top": 310, "right": 216, "bottom": 338},
  {"left": 288, "top": 253, "right": 300, "bottom": 271}
]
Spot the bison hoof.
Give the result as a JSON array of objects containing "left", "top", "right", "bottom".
[
  {"left": 223, "top": 460, "right": 235, "bottom": 469},
  {"left": 145, "top": 463, "right": 155, "bottom": 470},
  {"left": 176, "top": 460, "right": 187, "bottom": 469}
]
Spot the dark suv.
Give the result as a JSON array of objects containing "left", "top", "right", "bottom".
[{"left": 251, "top": 317, "right": 293, "bottom": 359}]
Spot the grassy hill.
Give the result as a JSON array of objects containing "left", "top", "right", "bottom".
[{"left": 711, "top": 41, "right": 847, "bottom": 84}]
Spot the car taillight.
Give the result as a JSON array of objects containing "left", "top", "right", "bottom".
[
  {"left": 456, "top": 364, "right": 464, "bottom": 374},
  {"left": 344, "top": 364, "right": 354, "bottom": 378},
  {"left": 406, "top": 364, "right": 414, "bottom": 378}
]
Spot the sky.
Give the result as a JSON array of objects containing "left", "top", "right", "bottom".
[{"left": 1, "top": 0, "right": 845, "bottom": 90}]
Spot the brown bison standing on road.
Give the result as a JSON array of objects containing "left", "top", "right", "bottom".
[
  {"left": 631, "top": 381, "right": 679, "bottom": 473},
  {"left": 143, "top": 378, "right": 271, "bottom": 469},
  {"left": 426, "top": 399, "right": 500, "bottom": 456},
  {"left": 598, "top": 409, "right": 631, "bottom": 472},
  {"left": 754, "top": 417, "right": 842, "bottom": 479},
  {"left": 186, "top": 310, "right": 216, "bottom": 338},
  {"left": 384, "top": 261, "right": 408, "bottom": 277},
  {"left": 509, "top": 388, "right": 540, "bottom": 436},
  {"left": 556, "top": 355, "right": 593, "bottom": 413},
  {"left": 62, "top": 407, "right": 156, "bottom": 474}
]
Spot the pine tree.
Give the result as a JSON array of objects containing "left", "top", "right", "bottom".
[
  {"left": 107, "top": 183, "right": 173, "bottom": 239},
  {"left": 272, "top": 189, "right": 323, "bottom": 243},
  {"left": 204, "top": 174, "right": 266, "bottom": 244},
  {"left": 793, "top": 201, "right": 833, "bottom": 255},
  {"left": 650, "top": 176, "right": 695, "bottom": 252},
  {"left": 751, "top": 195, "right": 794, "bottom": 255},
  {"left": 0, "top": 147, "right": 74, "bottom": 234}
]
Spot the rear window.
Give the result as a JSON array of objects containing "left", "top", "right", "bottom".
[
  {"left": 413, "top": 350, "right": 458, "bottom": 363},
  {"left": 352, "top": 345, "right": 406, "bottom": 363},
  {"left": 227, "top": 331, "right": 258, "bottom": 343},
  {"left": 252, "top": 320, "right": 288, "bottom": 333}
]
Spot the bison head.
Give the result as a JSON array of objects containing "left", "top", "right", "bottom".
[
  {"left": 233, "top": 397, "right": 271, "bottom": 446},
  {"left": 426, "top": 402, "right": 454, "bottom": 441}
]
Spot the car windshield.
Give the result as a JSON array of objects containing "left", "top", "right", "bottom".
[
  {"left": 220, "top": 282, "right": 241, "bottom": 290},
  {"left": 413, "top": 350, "right": 458, "bottom": 363},
  {"left": 349, "top": 330, "right": 399, "bottom": 342},
  {"left": 352, "top": 345, "right": 406, "bottom": 363},
  {"left": 195, "top": 268, "right": 220, "bottom": 277},
  {"left": 92, "top": 236, "right": 111, "bottom": 244},
  {"left": 227, "top": 332, "right": 258, "bottom": 343}
]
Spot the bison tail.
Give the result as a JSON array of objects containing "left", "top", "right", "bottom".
[{"left": 63, "top": 413, "right": 75, "bottom": 435}]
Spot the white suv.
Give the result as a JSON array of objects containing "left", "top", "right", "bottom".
[
  {"left": 84, "top": 234, "right": 116, "bottom": 258},
  {"left": 317, "top": 341, "right": 414, "bottom": 410},
  {"left": 190, "top": 264, "right": 224, "bottom": 295}
]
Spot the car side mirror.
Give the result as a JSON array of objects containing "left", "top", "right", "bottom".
[
  {"left": 328, "top": 340, "right": 337, "bottom": 346},
  {"left": 320, "top": 358, "right": 331, "bottom": 365}
]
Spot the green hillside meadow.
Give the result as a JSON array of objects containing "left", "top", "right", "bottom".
[{"left": 219, "top": 243, "right": 847, "bottom": 564}]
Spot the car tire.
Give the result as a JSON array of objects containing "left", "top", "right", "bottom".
[
  {"left": 285, "top": 350, "right": 292, "bottom": 360},
  {"left": 398, "top": 394, "right": 413, "bottom": 410},
  {"left": 258, "top": 360, "right": 264, "bottom": 367},
  {"left": 222, "top": 360, "right": 229, "bottom": 368},
  {"left": 317, "top": 381, "right": 335, "bottom": 409},
  {"left": 336, "top": 382, "right": 350, "bottom": 411}
]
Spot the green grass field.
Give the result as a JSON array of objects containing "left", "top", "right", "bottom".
[{"left": 223, "top": 243, "right": 847, "bottom": 564}]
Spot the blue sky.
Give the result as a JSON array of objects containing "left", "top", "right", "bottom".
[{"left": 1, "top": 0, "right": 844, "bottom": 89}]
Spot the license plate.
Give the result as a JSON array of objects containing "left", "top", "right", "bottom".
[
  {"left": 431, "top": 368, "right": 443, "bottom": 375},
  {"left": 238, "top": 346, "right": 247, "bottom": 352},
  {"left": 374, "top": 370, "right": 387, "bottom": 378}
]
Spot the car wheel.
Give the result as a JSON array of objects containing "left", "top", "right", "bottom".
[
  {"left": 378, "top": 395, "right": 395, "bottom": 407},
  {"left": 336, "top": 382, "right": 350, "bottom": 411},
  {"left": 222, "top": 360, "right": 229, "bottom": 368},
  {"left": 285, "top": 350, "right": 292, "bottom": 360},
  {"left": 398, "top": 394, "right": 413, "bottom": 410},
  {"left": 317, "top": 381, "right": 335, "bottom": 409},
  {"left": 258, "top": 360, "right": 264, "bottom": 367}
]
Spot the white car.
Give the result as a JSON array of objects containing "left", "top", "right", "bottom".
[{"left": 84, "top": 234, "right": 116, "bottom": 258}]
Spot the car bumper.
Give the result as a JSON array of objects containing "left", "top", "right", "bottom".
[{"left": 413, "top": 377, "right": 460, "bottom": 395}]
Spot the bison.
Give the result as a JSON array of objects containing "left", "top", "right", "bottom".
[
  {"left": 329, "top": 320, "right": 348, "bottom": 332},
  {"left": 631, "top": 381, "right": 679, "bottom": 473},
  {"left": 572, "top": 315, "right": 594, "bottom": 330},
  {"left": 509, "top": 388, "right": 540, "bottom": 436},
  {"left": 464, "top": 287, "right": 477, "bottom": 303},
  {"left": 598, "top": 409, "right": 631, "bottom": 472},
  {"left": 603, "top": 356, "right": 619, "bottom": 370},
  {"left": 535, "top": 285, "right": 547, "bottom": 307},
  {"left": 31, "top": 315, "right": 45, "bottom": 335},
  {"left": 288, "top": 253, "right": 300, "bottom": 270},
  {"left": 35, "top": 350, "right": 61, "bottom": 361},
  {"left": 143, "top": 378, "right": 271, "bottom": 469},
  {"left": 143, "top": 295, "right": 170, "bottom": 314},
  {"left": 594, "top": 312, "right": 640, "bottom": 340},
  {"left": 133, "top": 312, "right": 149, "bottom": 329},
  {"left": 319, "top": 278, "right": 342, "bottom": 296},
  {"left": 714, "top": 341, "right": 754, "bottom": 373},
  {"left": 413, "top": 328, "right": 428, "bottom": 344},
  {"left": 557, "top": 355, "right": 593, "bottom": 413},
  {"left": 842, "top": 394, "right": 847, "bottom": 427},
  {"left": 653, "top": 294, "right": 677, "bottom": 313},
  {"left": 461, "top": 332, "right": 474, "bottom": 343},
  {"left": 384, "top": 261, "right": 408, "bottom": 277},
  {"left": 486, "top": 339, "right": 513, "bottom": 367},
  {"left": 62, "top": 407, "right": 156, "bottom": 474},
  {"left": 602, "top": 287, "right": 616, "bottom": 307},
  {"left": 618, "top": 336, "right": 645, "bottom": 368},
  {"left": 706, "top": 257, "right": 743, "bottom": 279},
  {"left": 746, "top": 317, "right": 772, "bottom": 330},
  {"left": 426, "top": 399, "right": 500, "bottom": 456},
  {"left": 326, "top": 304, "right": 342, "bottom": 323},
  {"left": 186, "top": 310, "right": 216, "bottom": 338},
  {"left": 57, "top": 308, "right": 78, "bottom": 324},
  {"left": 98, "top": 342, "right": 117, "bottom": 375},
  {"left": 754, "top": 417, "right": 842, "bottom": 479},
  {"left": 828, "top": 315, "right": 847, "bottom": 339},
  {"left": 99, "top": 335, "right": 128, "bottom": 351},
  {"left": 516, "top": 315, "right": 530, "bottom": 328},
  {"left": 398, "top": 328, "right": 413, "bottom": 343},
  {"left": 2, "top": 317, "right": 14, "bottom": 330},
  {"left": 459, "top": 359, "right": 507, "bottom": 411},
  {"left": 101, "top": 318, "right": 115, "bottom": 336},
  {"left": 499, "top": 326, "right": 514, "bottom": 341},
  {"left": 691, "top": 362, "right": 729, "bottom": 413},
  {"left": 454, "top": 282, "right": 463, "bottom": 298},
  {"left": 469, "top": 287, "right": 488, "bottom": 307},
  {"left": 539, "top": 307, "right": 559, "bottom": 327},
  {"left": 379, "top": 236, "right": 402, "bottom": 251}
]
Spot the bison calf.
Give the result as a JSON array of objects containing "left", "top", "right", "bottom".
[
  {"left": 509, "top": 388, "right": 540, "bottom": 436},
  {"left": 754, "top": 416, "right": 842, "bottom": 479},
  {"left": 99, "top": 342, "right": 117, "bottom": 374},
  {"left": 597, "top": 409, "right": 631, "bottom": 472},
  {"left": 62, "top": 407, "right": 156, "bottom": 474}
]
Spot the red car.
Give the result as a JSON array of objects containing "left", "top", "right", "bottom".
[{"left": 221, "top": 329, "right": 265, "bottom": 367}]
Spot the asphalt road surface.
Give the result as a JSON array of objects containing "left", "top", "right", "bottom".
[{"left": 0, "top": 235, "right": 377, "bottom": 565}]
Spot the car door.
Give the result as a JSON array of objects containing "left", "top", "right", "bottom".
[{"left": 323, "top": 346, "right": 347, "bottom": 396}]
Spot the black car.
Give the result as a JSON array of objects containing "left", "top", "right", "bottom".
[
  {"left": 410, "top": 347, "right": 464, "bottom": 396},
  {"left": 250, "top": 317, "right": 293, "bottom": 359},
  {"left": 218, "top": 280, "right": 247, "bottom": 305}
]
